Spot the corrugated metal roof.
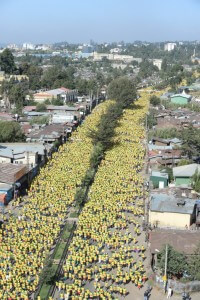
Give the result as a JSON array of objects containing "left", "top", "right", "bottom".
[
  {"left": 173, "top": 164, "right": 200, "bottom": 177},
  {"left": 151, "top": 171, "right": 168, "bottom": 179},
  {"left": 0, "top": 183, "right": 12, "bottom": 191},
  {"left": 150, "top": 193, "right": 195, "bottom": 214},
  {"left": 171, "top": 93, "right": 192, "bottom": 99},
  {"left": 0, "top": 143, "right": 46, "bottom": 156},
  {"left": 148, "top": 145, "right": 173, "bottom": 151},
  {"left": 0, "top": 164, "right": 27, "bottom": 184}
]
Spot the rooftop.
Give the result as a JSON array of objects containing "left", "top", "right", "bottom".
[
  {"left": 173, "top": 163, "right": 200, "bottom": 177},
  {"left": 0, "top": 183, "right": 13, "bottom": 191},
  {"left": 150, "top": 229, "right": 200, "bottom": 254},
  {"left": 0, "top": 164, "right": 27, "bottom": 184},
  {"left": 150, "top": 193, "right": 195, "bottom": 214},
  {"left": 151, "top": 171, "right": 169, "bottom": 179},
  {"left": 148, "top": 144, "right": 173, "bottom": 151},
  {"left": 171, "top": 93, "right": 192, "bottom": 99},
  {"left": 47, "top": 105, "right": 79, "bottom": 111},
  {"left": 0, "top": 143, "right": 46, "bottom": 156}
]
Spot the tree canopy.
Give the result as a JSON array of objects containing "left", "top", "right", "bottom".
[
  {"left": 158, "top": 245, "right": 187, "bottom": 278},
  {"left": 107, "top": 77, "right": 136, "bottom": 108},
  {"left": 150, "top": 95, "right": 161, "bottom": 107},
  {"left": 0, "top": 121, "right": 25, "bottom": 142},
  {"left": 187, "top": 243, "right": 200, "bottom": 280},
  {"left": 0, "top": 49, "right": 16, "bottom": 74}
]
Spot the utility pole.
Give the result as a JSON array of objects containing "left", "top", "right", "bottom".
[
  {"left": 12, "top": 150, "right": 16, "bottom": 201},
  {"left": 164, "top": 244, "right": 168, "bottom": 293},
  {"left": 27, "top": 151, "right": 30, "bottom": 187}
]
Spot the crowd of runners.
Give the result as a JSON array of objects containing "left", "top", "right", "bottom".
[
  {"left": 0, "top": 100, "right": 113, "bottom": 300},
  {"left": 56, "top": 92, "right": 150, "bottom": 299}
]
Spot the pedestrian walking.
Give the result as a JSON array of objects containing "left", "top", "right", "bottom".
[{"left": 167, "top": 286, "right": 172, "bottom": 298}]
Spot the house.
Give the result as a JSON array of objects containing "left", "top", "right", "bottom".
[
  {"left": 157, "top": 149, "right": 183, "bottom": 167},
  {"left": 26, "top": 124, "right": 69, "bottom": 144},
  {"left": 0, "top": 163, "right": 28, "bottom": 185},
  {"left": 150, "top": 171, "right": 169, "bottom": 189},
  {"left": 149, "top": 193, "right": 196, "bottom": 228},
  {"left": 0, "top": 183, "right": 14, "bottom": 204},
  {"left": 170, "top": 93, "right": 192, "bottom": 105},
  {"left": 173, "top": 163, "right": 200, "bottom": 186},
  {"left": 33, "top": 87, "right": 78, "bottom": 103},
  {"left": 160, "top": 92, "right": 174, "bottom": 101},
  {"left": 152, "top": 137, "right": 170, "bottom": 147},
  {"left": 0, "top": 143, "right": 48, "bottom": 167},
  {"left": 150, "top": 137, "right": 181, "bottom": 149}
]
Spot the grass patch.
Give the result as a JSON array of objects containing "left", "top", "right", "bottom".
[
  {"left": 62, "top": 230, "right": 71, "bottom": 240},
  {"left": 70, "top": 212, "right": 78, "bottom": 218},
  {"left": 39, "top": 283, "right": 51, "bottom": 300},
  {"left": 39, "top": 264, "right": 58, "bottom": 299},
  {"left": 54, "top": 242, "right": 66, "bottom": 260}
]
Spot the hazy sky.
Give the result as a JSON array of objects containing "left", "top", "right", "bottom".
[{"left": 1, "top": 0, "right": 200, "bottom": 44}]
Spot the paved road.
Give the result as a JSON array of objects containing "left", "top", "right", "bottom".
[{"left": 125, "top": 285, "right": 200, "bottom": 300}]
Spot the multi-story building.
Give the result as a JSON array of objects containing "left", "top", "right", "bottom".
[
  {"left": 33, "top": 87, "right": 78, "bottom": 103},
  {"left": 22, "top": 43, "right": 35, "bottom": 50},
  {"left": 164, "top": 42, "right": 176, "bottom": 51}
]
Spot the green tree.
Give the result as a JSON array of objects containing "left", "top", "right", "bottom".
[
  {"left": 0, "top": 48, "right": 16, "bottom": 74},
  {"left": 177, "top": 159, "right": 191, "bottom": 167},
  {"left": 150, "top": 95, "right": 161, "bottom": 106},
  {"left": 187, "top": 243, "right": 200, "bottom": 280},
  {"left": 181, "top": 125, "right": 200, "bottom": 159},
  {"left": 9, "top": 84, "right": 26, "bottom": 109},
  {"left": 164, "top": 167, "right": 174, "bottom": 183},
  {"left": 139, "top": 60, "right": 158, "bottom": 78},
  {"left": 108, "top": 77, "right": 136, "bottom": 108},
  {"left": 192, "top": 170, "right": 200, "bottom": 193},
  {"left": 147, "top": 109, "right": 157, "bottom": 129},
  {"left": 161, "top": 58, "right": 168, "bottom": 72},
  {"left": 158, "top": 245, "right": 187, "bottom": 278},
  {"left": 36, "top": 103, "right": 47, "bottom": 112},
  {"left": 0, "top": 121, "right": 25, "bottom": 142},
  {"left": 51, "top": 97, "right": 64, "bottom": 106},
  {"left": 30, "top": 116, "right": 49, "bottom": 125}
]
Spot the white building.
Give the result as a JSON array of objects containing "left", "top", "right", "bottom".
[
  {"left": 110, "top": 48, "right": 122, "bottom": 54},
  {"left": 22, "top": 43, "right": 35, "bottom": 50},
  {"left": 164, "top": 43, "right": 176, "bottom": 52},
  {"left": 152, "top": 59, "right": 163, "bottom": 70},
  {"left": 0, "top": 143, "right": 47, "bottom": 167},
  {"left": 93, "top": 52, "right": 141, "bottom": 64},
  {"left": 33, "top": 87, "right": 78, "bottom": 103},
  {"left": 35, "top": 44, "right": 51, "bottom": 51}
]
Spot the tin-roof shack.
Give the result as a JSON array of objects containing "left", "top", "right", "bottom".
[
  {"left": 173, "top": 163, "right": 200, "bottom": 187},
  {"left": 149, "top": 193, "right": 196, "bottom": 228}
]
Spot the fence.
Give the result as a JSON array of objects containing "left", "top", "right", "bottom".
[{"left": 154, "top": 275, "right": 200, "bottom": 293}]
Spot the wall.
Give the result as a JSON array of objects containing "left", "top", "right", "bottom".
[
  {"left": 149, "top": 211, "right": 191, "bottom": 228},
  {"left": 0, "top": 157, "right": 11, "bottom": 163},
  {"left": 175, "top": 177, "right": 191, "bottom": 186},
  {"left": 14, "top": 152, "right": 37, "bottom": 167},
  {"left": 150, "top": 176, "right": 168, "bottom": 188},
  {"left": 154, "top": 274, "right": 200, "bottom": 293}
]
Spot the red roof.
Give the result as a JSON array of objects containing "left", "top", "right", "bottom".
[
  {"left": 23, "top": 106, "right": 36, "bottom": 112},
  {"left": 60, "top": 87, "right": 71, "bottom": 92}
]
